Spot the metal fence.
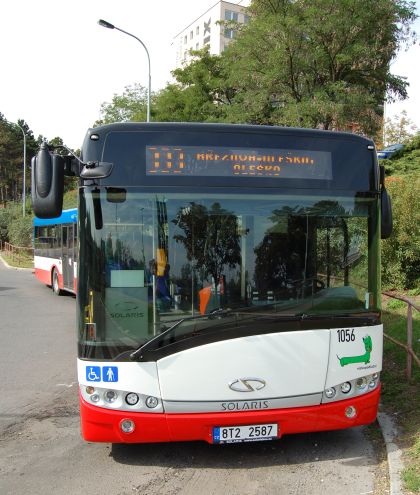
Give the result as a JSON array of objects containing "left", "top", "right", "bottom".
[
  {"left": 383, "top": 291, "right": 420, "bottom": 380},
  {"left": 0, "top": 241, "right": 34, "bottom": 267}
]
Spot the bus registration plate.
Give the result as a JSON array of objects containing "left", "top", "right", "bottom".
[{"left": 213, "top": 423, "right": 278, "bottom": 444}]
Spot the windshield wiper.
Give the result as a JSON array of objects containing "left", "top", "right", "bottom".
[{"left": 129, "top": 308, "right": 229, "bottom": 361}]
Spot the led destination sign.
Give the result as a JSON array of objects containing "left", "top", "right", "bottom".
[{"left": 146, "top": 145, "right": 332, "bottom": 180}]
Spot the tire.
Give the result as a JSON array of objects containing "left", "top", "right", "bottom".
[{"left": 52, "top": 268, "right": 63, "bottom": 296}]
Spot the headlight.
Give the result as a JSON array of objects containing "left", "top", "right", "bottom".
[
  {"left": 340, "top": 382, "right": 352, "bottom": 394},
  {"left": 125, "top": 393, "right": 140, "bottom": 406},
  {"left": 104, "top": 390, "right": 118, "bottom": 403}
]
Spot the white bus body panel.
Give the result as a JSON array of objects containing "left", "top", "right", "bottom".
[
  {"left": 34, "top": 255, "right": 62, "bottom": 274},
  {"left": 157, "top": 330, "right": 330, "bottom": 401},
  {"left": 78, "top": 325, "right": 383, "bottom": 413},
  {"left": 325, "top": 324, "right": 383, "bottom": 388}
]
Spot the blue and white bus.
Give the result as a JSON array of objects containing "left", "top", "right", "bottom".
[{"left": 33, "top": 208, "right": 77, "bottom": 295}]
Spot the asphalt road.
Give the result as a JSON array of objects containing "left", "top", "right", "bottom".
[{"left": 0, "top": 259, "right": 384, "bottom": 495}]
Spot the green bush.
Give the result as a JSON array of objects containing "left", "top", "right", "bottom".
[
  {"left": 0, "top": 202, "right": 33, "bottom": 247},
  {"left": 8, "top": 215, "right": 33, "bottom": 247},
  {"left": 382, "top": 176, "right": 420, "bottom": 290},
  {"left": 386, "top": 298, "right": 406, "bottom": 310}
]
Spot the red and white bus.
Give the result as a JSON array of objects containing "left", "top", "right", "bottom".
[
  {"left": 31, "top": 123, "right": 392, "bottom": 444},
  {"left": 33, "top": 208, "right": 77, "bottom": 295}
]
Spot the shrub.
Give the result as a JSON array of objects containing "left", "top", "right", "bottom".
[{"left": 382, "top": 175, "right": 420, "bottom": 290}]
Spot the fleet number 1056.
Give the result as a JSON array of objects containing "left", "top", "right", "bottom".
[{"left": 337, "top": 329, "right": 355, "bottom": 342}]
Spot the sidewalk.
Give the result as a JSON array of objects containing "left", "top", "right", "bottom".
[{"left": 377, "top": 411, "right": 405, "bottom": 495}]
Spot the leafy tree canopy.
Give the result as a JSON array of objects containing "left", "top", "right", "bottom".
[
  {"left": 154, "top": 48, "right": 234, "bottom": 122},
  {"left": 384, "top": 110, "right": 418, "bottom": 145},
  {"left": 224, "top": 0, "right": 417, "bottom": 133},
  {"left": 95, "top": 83, "right": 150, "bottom": 125},
  {"left": 96, "top": 0, "right": 416, "bottom": 138}
]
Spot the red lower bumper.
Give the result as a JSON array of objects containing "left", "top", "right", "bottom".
[{"left": 80, "top": 386, "right": 380, "bottom": 443}]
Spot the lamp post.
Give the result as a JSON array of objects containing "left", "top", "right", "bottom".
[
  {"left": 7, "top": 121, "right": 27, "bottom": 217},
  {"left": 98, "top": 19, "right": 151, "bottom": 123}
]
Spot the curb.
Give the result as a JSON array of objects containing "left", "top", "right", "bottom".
[
  {"left": 377, "top": 411, "right": 405, "bottom": 495},
  {"left": 0, "top": 252, "right": 33, "bottom": 271}
]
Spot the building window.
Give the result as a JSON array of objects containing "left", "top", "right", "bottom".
[
  {"left": 225, "top": 9, "right": 239, "bottom": 22},
  {"left": 184, "top": 35, "right": 187, "bottom": 44},
  {"left": 190, "top": 30, "right": 193, "bottom": 40},
  {"left": 196, "top": 26, "right": 199, "bottom": 35},
  {"left": 196, "top": 43, "right": 199, "bottom": 50},
  {"left": 243, "top": 14, "right": 250, "bottom": 24},
  {"left": 224, "top": 9, "right": 238, "bottom": 39}
]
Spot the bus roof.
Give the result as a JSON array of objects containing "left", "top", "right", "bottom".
[{"left": 34, "top": 208, "right": 77, "bottom": 227}]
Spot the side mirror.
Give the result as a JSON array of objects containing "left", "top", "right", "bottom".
[{"left": 31, "top": 143, "right": 64, "bottom": 218}]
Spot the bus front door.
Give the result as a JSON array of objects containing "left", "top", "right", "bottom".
[{"left": 62, "top": 225, "right": 75, "bottom": 291}]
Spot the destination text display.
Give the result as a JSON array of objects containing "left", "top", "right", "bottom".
[{"left": 146, "top": 145, "right": 332, "bottom": 180}]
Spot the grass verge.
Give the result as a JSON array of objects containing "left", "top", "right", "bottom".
[
  {"left": 381, "top": 296, "right": 420, "bottom": 494},
  {"left": 1, "top": 253, "right": 33, "bottom": 269}
]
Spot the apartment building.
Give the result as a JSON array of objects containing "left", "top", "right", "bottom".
[{"left": 172, "top": 1, "right": 249, "bottom": 68}]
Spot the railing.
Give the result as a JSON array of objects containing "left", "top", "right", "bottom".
[
  {"left": 383, "top": 291, "right": 420, "bottom": 380},
  {"left": 0, "top": 241, "right": 34, "bottom": 267}
]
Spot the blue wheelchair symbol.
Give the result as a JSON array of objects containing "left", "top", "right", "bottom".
[
  {"left": 103, "top": 366, "right": 118, "bottom": 382},
  {"left": 86, "top": 366, "right": 101, "bottom": 382}
]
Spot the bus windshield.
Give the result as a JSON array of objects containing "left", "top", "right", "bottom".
[{"left": 78, "top": 187, "right": 379, "bottom": 360}]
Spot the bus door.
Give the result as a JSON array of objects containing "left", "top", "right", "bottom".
[{"left": 62, "top": 224, "right": 75, "bottom": 290}]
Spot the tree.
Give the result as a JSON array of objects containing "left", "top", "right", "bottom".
[
  {"left": 154, "top": 48, "right": 233, "bottom": 122},
  {"left": 95, "top": 83, "right": 149, "bottom": 125},
  {"left": 382, "top": 175, "right": 420, "bottom": 289},
  {"left": 172, "top": 202, "right": 241, "bottom": 292},
  {"left": 384, "top": 110, "right": 418, "bottom": 145},
  {"left": 0, "top": 116, "right": 37, "bottom": 204},
  {"left": 223, "top": 0, "right": 417, "bottom": 134}
]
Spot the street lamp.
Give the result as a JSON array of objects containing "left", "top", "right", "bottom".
[
  {"left": 7, "top": 121, "right": 27, "bottom": 217},
  {"left": 98, "top": 19, "right": 151, "bottom": 123}
]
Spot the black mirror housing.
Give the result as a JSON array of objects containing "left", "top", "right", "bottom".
[{"left": 31, "top": 144, "right": 64, "bottom": 218}]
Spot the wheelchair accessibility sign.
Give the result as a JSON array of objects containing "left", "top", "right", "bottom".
[{"left": 86, "top": 366, "right": 118, "bottom": 382}]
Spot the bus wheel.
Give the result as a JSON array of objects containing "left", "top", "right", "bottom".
[{"left": 52, "top": 269, "right": 63, "bottom": 296}]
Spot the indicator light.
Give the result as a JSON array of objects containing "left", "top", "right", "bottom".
[
  {"left": 86, "top": 386, "right": 95, "bottom": 395},
  {"left": 356, "top": 377, "right": 367, "bottom": 390},
  {"left": 325, "top": 387, "right": 336, "bottom": 399},
  {"left": 90, "top": 393, "right": 100, "bottom": 403},
  {"left": 146, "top": 396, "right": 159, "bottom": 408}
]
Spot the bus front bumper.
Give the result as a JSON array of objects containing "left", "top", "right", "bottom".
[{"left": 79, "top": 386, "right": 380, "bottom": 443}]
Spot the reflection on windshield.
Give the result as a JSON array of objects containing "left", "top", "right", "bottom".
[{"left": 78, "top": 190, "right": 377, "bottom": 359}]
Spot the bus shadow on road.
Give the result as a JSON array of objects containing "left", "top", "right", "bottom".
[{"left": 111, "top": 427, "right": 379, "bottom": 469}]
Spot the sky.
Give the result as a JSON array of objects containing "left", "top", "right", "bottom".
[{"left": 0, "top": 0, "right": 419, "bottom": 149}]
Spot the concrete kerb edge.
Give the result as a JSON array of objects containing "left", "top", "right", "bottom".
[
  {"left": 377, "top": 410, "right": 405, "bottom": 495},
  {"left": 0, "top": 252, "right": 33, "bottom": 271}
]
